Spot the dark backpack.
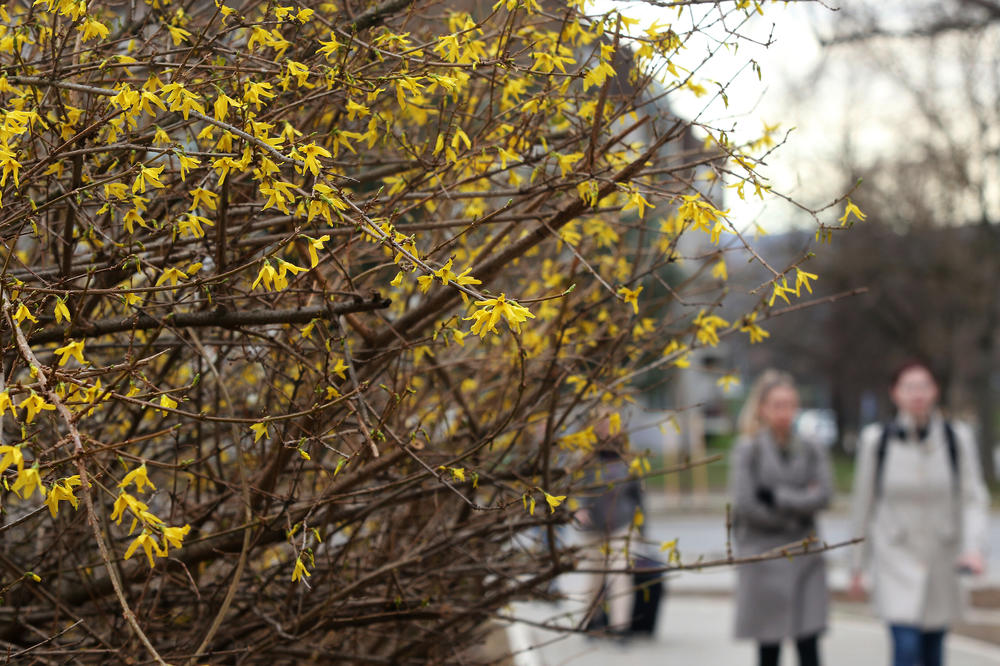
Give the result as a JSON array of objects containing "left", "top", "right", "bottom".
[{"left": 873, "top": 421, "right": 959, "bottom": 499}]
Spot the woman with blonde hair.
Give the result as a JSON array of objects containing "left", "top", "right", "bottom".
[{"left": 730, "top": 370, "right": 833, "bottom": 666}]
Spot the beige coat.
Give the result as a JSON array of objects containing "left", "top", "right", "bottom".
[
  {"left": 730, "top": 431, "right": 833, "bottom": 642},
  {"left": 849, "top": 413, "right": 989, "bottom": 629}
]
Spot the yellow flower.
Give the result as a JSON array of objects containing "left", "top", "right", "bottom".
[
  {"left": 176, "top": 153, "right": 201, "bottom": 180},
  {"left": 166, "top": 24, "right": 192, "bottom": 46},
  {"left": 155, "top": 265, "right": 188, "bottom": 286},
  {"left": 838, "top": 199, "right": 866, "bottom": 226},
  {"left": 54, "top": 339, "right": 85, "bottom": 366},
  {"left": 617, "top": 285, "right": 642, "bottom": 314},
  {"left": 464, "top": 294, "right": 535, "bottom": 337},
  {"left": 767, "top": 277, "right": 793, "bottom": 306},
  {"left": 250, "top": 422, "right": 269, "bottom": 442},
  {"left": 12, "top": 302, "right": 37, "bottom": 324},
  {"left": 0, "top": 391, "right": 16, "bottom": 419},
  {"left": 44, "top": 476, "right": 81, "bottom": 516},
  {"left": 77, "top": 18, "right": 109, "bottom": 42},
  {"left": 740, "top": 312, "right": 770, "bottom": 344},
  {"left": 292, "top": 556, "right": 311, "bottom": 582},
  {"left": 159, "top": 394, "right": 178, "bottom": 413},
  {"left": 189, "top": 187, "right": 219, "bottom": 211},
  {"left": 608, "top": 412, "right": 621, "bottom": 436},
  {"left": 252, "top": 262, "right": 277, "bottom": 291},
  {"left": 161, "top": 524, "right": 191, "bottom": 553},
  {"left": 304, "top": 234, "right": 330, "bottom": 268},
  {"left": 119, "top": 463, "right": 156, "bottom": 493},
  {"left": 53, "top": 298, "right": 71, "bottom": 323},
  {"left": 693, "top": 310, "right": 729, "bottom": 347},
  {"left": 122, "top": 208, "right": 147, "bottom": 234},
  {"left": 19, "top": 392, "right": 54, "bottom": 423},
  {"left": 111, "top": 491, "right": 148, "bottom": 526},
  {"left": 124, "top": 531, "right": 165, "bottom": 568},
  {"left": 273, "top": 259, "right": 307, "bottom": 290},
  {"left": 0, "top": 444, "right": 23, "bottom": 474},
  {"left": 213, "top": 92, "right": 242, "bottom": 122},
  {"left": 543, "top": 491, "right": 566, "bottom": 513},
  {"left": 11, "top": 465, "right": 44, "bottom": 499},
  {"left": 132, "top": 164, "right": 165, "bottom": 194},
  {"left": 716, "top": 373, "right": 741, "bottom": 393},
  {"left": 300, "top": 143, "right": 332, "bottom": 177},
  {"left": 439, "top": 466, "right": 465, "bottom": 482},
  {"left": 794, "top": 268, "right": 818, "bottom": 296}
]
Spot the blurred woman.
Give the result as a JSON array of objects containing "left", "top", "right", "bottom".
[
  {"left": 849, "top": 361, "right": 989, "bottom": 666},
  {"left": 730, "top": 370, "right": 833, "bottom": 666},
  {"left": 576, "top": 413, "right": 643, "bottom": 636}
]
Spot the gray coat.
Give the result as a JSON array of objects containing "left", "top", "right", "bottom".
[
  {"left": 581, "top": 457, "right": 642, "bottom": 534},
  {"left": 849, "top": 414, "right": 989, "bottom": 628},
  {"left": 729, "top": 431, "right": 833, "bottom": 642}
]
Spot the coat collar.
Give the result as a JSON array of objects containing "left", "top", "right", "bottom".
[
  {"left": 892, "top": 410, "right": 943, "bottom": 443},
  {"left": 756, "top": 427, "right": 801, "bottom": 458}
]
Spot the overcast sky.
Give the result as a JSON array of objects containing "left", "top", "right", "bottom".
[{"left": 591, "top": 1, "right": 852, "bottom": 231}]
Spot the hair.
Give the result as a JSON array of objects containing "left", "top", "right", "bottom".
[
  {"left": 737, "top": 369, "right": 797, "bottom": 436},
  {"left": 890, "top": 359, "right": 938, "bottom": 389}
]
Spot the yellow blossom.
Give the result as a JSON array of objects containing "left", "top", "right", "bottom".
[
  {"left": 162, "top": 524, "right": 191, "bottom": 553},
  {"left": 250, "top": 422, "right": 269, "bottom": 442},
  {"left": 0, "top": 444, "right": 23, "bottom": 474},
  {"left": 12, "top": 302, "right": 37, "bottom": 324},
  {"left": 54, "top": 339, "right": 85, "bottom": 366},
  {"left": 44, "top": 476, "right": 81, "bottom": 516},
  {"left": 20, "top": 392, "right": 54, "bottom": 423},
  {"left": 794, "top": 268, "right": 818, "bottom": 296},
  {"left": 124, "top": 531, "right": 165, "bottom": 568},
  {"left": 717, "top": 374, "right": 740, "bottom": 393},
  {"left": 12, "top": 466, "right": 44, "bottom": 499},
  {"left": 292, "top": 556, "right": 311, "bottom": 582},
  {"left": 166, "top": 24, "right": 192, "bottom": 46},
  {"left": 77, "top": 18, "right": 110, "bottom": 42},
  {"left": 464, "top": 294, "right": 535, "bottom": 337},
  {"left": 119, "top": 463, "right": 156, "bottom": 493},
  {"left": 156, "top": 266, "right": 189, "bottom": 286},
  {"left": 53, "top": 298, "right": 71, "bottom": 323},
  {"left": 303, "top": 234, "right": 330, "bottom": 268},
  {"left": 617, "top": 285, "right": 642, "bottom": 314},
  {"left": 838, "top": 199, "right": 866, "bottom": 226},
  {"left": 299, "top": 143, "right": 332, "bottom": 176},
  {"left": 543, "top": 491, "right": 566, "bottom": 513},
  {"left": 740, "top": 312, "right": 771, "bottom": 344},
  {"left": 132, "top": 164, "right": 165, "bottom": 194}
]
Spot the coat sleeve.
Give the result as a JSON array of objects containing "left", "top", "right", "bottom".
[
  {"left": 773, "top": 443, "right": 833, "bottom": 516},
  {"left": 848, "top": 424, "right": 881, "bottom": 575},
  {"left": 729, "top": 439, "right": 792, "bottom": 531},
  {"left": 955, "top": 422, "right": 990, "bottom": 558}
]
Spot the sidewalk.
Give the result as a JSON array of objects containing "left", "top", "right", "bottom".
[
  {"left": 496, "top": 494, "right": 1000, "bottom": 664},
  {"left": 507, "top": 594, "right": 1000, "bottom": 665}
]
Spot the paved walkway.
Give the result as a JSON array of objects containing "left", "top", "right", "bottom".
[
  {"left": 508, "top": 592, "right": 1000, "bottom": 665},
  {"left": 499, "top": 493, "right": 1000, "bottom": 665}
]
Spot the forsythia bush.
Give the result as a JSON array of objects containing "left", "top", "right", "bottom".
[{"left": 0, "top": 0, "right": 851, "bottom": 662}]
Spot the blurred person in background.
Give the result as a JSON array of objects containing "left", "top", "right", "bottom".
[
  {"left": 575, "top": 411, "right": 643, "bottom": 637},
  {"left": 849, "top": 361, "right": 989, "bottom": 666},
  {"left": 730, "top": 370, "right": 833, "bottom": 666}
]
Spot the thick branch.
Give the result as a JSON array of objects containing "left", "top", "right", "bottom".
[{"left": 28, "top": 299, "right": 391, "bottom": 344}]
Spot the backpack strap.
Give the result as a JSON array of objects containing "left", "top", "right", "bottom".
[
  {"left": 873, "top": 423, "right": 891, "bottom": 500},
  {"left": 874, "top": 420, "right": 960, "bottom": 500},
  {"left": 943, "top": 420, "right": 960, "bottom": 492}
]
